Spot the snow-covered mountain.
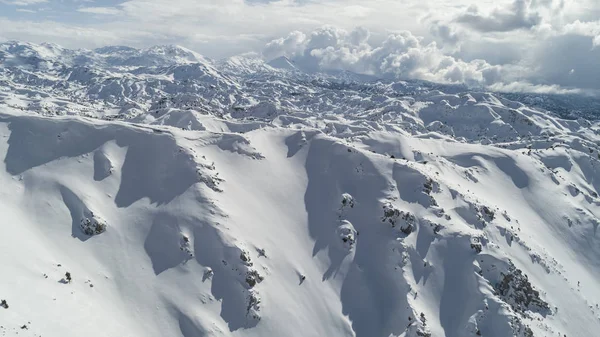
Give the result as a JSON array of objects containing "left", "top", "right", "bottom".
[{"left": 1, "top": 41, "right": 600, "bottom": 337}]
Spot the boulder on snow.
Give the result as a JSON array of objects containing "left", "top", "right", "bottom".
[{"left": 80, "top": 214, "right": 107, "bottom": 236}]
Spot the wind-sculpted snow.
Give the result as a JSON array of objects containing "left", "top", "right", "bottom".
[{"left": 1, "top": 41, "right": 600, "bottom": 337}]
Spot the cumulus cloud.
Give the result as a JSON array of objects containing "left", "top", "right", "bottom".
[
  {"left": 562, "top": 20, "right": 600, "bottom": 36},
  {"left": 429, "top": 21, "right": 460, "bottom": 46},
  {"left": 455, "top": 0, "right": 542, "bottom": 32},
  {"left": 263, "top": 31, "right": 307, "bottom": 61},
  {"left": 263, "top": 26, "right": 499, "bottom": 86},
  {"left": 261, "top": 24, "right": 600, "bottom": 94},
  {"left": 561, "top": 20, "right": 600, "bottom": 48}
]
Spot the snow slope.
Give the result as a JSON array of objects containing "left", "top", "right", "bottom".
[{"left": 1, "top": 41, "right": 600, "bottom": 337}]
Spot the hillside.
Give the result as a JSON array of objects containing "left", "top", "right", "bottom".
[{"left": 1, "top": 41, "right": 600, "bottom": 337}]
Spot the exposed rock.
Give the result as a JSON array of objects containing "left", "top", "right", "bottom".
[
  {"left": 245, "top": 270, "right": 264, "bottom": 288},
  {"left": 341, "top": 193, "right": 355, "bottom": 209},
  {"left": 80, "top": 214, "right": 107, "bottom": 236},
  {"left": 179, "top": 235, "right": 193, "bottom": 257},
  {"left": 382, "top": 203, "right": 416, "bottom": 234},
  {"left": 496, "top": 262, "right": 551, "bottom": 315},
  {"left": 479, "top": 206, "right": 496, "bottom": 222},
  {"left": 246, "top": 291, "right": 262, "bottom": 323},
  {"left": 240, "top": 250, "right": 253, "bottom": 266}
]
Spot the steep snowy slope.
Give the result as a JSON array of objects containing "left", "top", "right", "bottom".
[{"left": 1, "top": 42, "right": 600, "bottom": 337}]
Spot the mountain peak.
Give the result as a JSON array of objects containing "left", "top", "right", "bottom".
[
  {"left": 267, "top": 55, "right": 298, "bottom": 70},
  {"left": 143, "top": 44, "right": 212, "bottom": 64}
]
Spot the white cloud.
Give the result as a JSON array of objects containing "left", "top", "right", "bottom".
[
  {"left": 263, "top": 31, "right": 307, "bottom": 60},
  {"left": 1, "top": 0, "right": 46, "bottom": 6},
  {"left": 261, "top": 24, "right": 600, "bottom": 94},
  {"left": 487, "top": 82, "right": 584, "bottom": 95},
  {"left": 77, "top": 7, "right": 122, "bottom": 15},
  {"left": 561, "top": 20, "right": 600, "bottom": 50},
  {"left": 264, "top": 27, "right": 498, "bottom": 87},
  {"left": 429, "top": 21, "right": 460, "bottom": 46}
]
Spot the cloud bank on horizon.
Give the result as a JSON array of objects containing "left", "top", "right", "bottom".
[{"left": 1, "top": 0, "right": 599, "bottom": 94}]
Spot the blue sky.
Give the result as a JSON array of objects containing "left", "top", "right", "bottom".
[{"left": 1, "top": 0, "right": 600, "bottom": 93}]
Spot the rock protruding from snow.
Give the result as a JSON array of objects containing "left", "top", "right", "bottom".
[
  {"left": 340, "top": 193, "right": 355, "bottom": 209},
  {"left": 180, "top": 235, "right": 193, "bottom": 257},
  {"left": 80, "top": 212, "right": 107, "bottom": 236},
  {"left": 381, "top": 203, "right": 416, "bottom": 234},
  {"left": 496, "top": 262, "right": 551, "bottom": 315},
  {"left": 245, "top": 291, "right": 262, "bottom": 325}
]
